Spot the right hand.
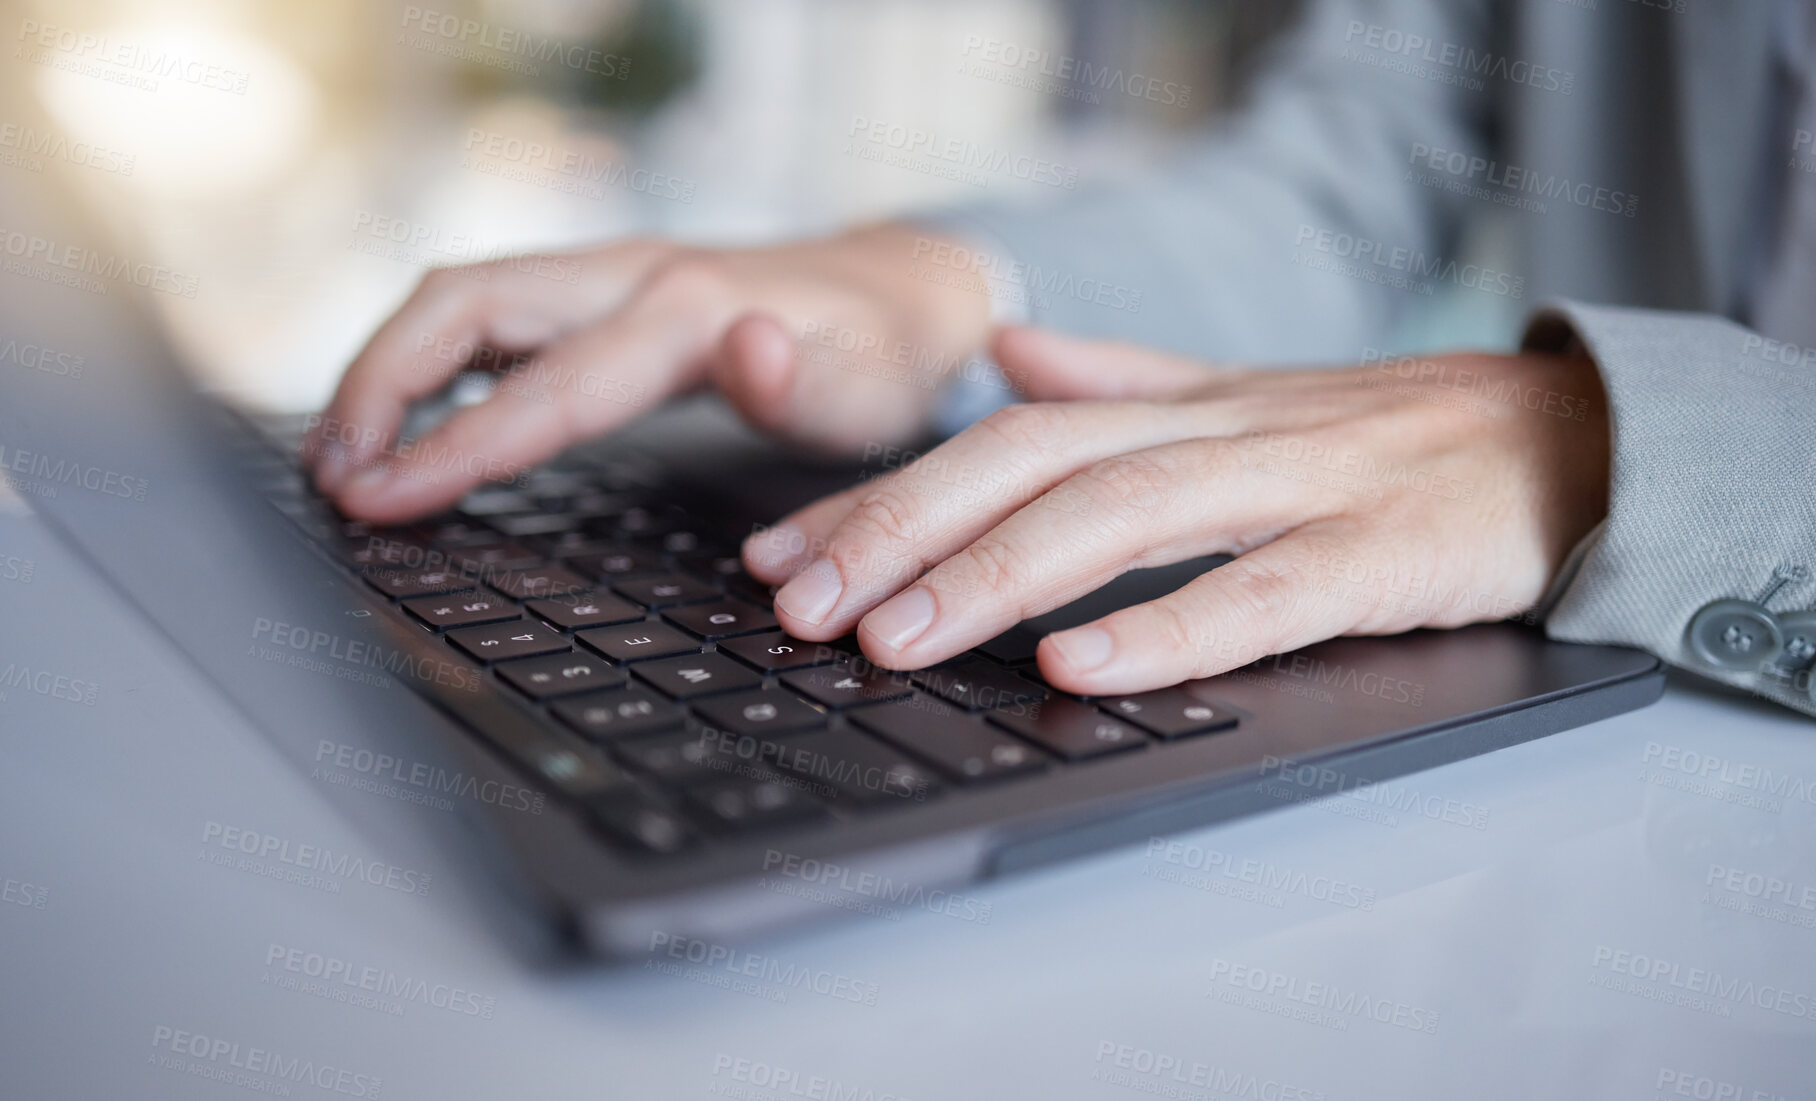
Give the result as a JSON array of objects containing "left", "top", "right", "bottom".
[{"left": 305, "top": 224, "right": 993, "bottom": 522}]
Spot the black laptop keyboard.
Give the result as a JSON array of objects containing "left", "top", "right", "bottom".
[{"left": 252, "top": 433, "right": 1241, "bottom": 858}]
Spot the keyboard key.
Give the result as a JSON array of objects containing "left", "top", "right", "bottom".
[
  {"left": 912, "top": 659, "right": 1049, "bottom": 712},
  {"left": 445, "top": 540, "right": 541, "bottom": 573},
  {"left": 632, "top": 653, "right": 762, "bottom": 699},
  {"left": 768, "top": 729, "right": 940, "bottom": 806},
  {"left": 403, "top": 591, "right": 520, "bottom": 630},
  {"left": 569, "top": 547, "right": 665, "bottom": 580},
  {"left": 613, "top": 572, "right": 719, "bottom": 608},
  {"left": 496, "top": 652, "right": 625, "bottom": 700},
  {"left": 457, "top": 487, "right": 537, "bottom": 516},
  {"left": 987, "top": 698, "right": 1147, "bottom": 760},
  {"left": 852, "top": 696, "right": 1046, "bottom": 783},
  {"left": 553, "top": 688, "right": 685, "bottom": 741},
  {"left": 491, "top": 512, "right": 585, "bottom": 537},
  {"left": 1099, "top": 689, "right": 1239, "bottom": 739},
  {"left": 612, "top": 727, "right": 764, "bottom": 782},
  {"left": 412, "top": 519, "right": 501, "bottom": 548},
  {"left": 781, "top": 663, "right": 913, "bottom": 709},
  {"left": 684, "top": 776, "right": 822, "bottom": 831},
  {"left": 487, "top": 564, "right": 595, "bottom": 600},
  {"left": 364, "top": 566, "right": 469, "bottom": 599},
  {"left": 527, "top": 593, "right": 645, "bottom": 631},
  {"left": 976, "top": 625, "right": 1042, "bottom": 665},
  {"left": 692, "top": 689, "right": 827, "bottom": 736},
  {"left": 587, "top": 790, "right": 695, "bottom": 855},
  {"left": 446, "top": 620, "right": 570, "bottom": 663},
  {"left": 663, "top": 599, "right": 779, "bottom": 639},
  {"left": 717, "top": 632, "right": 840, "bottom": 673},
  {"left": 526, "top": 531, "right": 616, "bottom": 559},
  {"left": 577, "top": 622, "right": 701, "bottom": 663}
]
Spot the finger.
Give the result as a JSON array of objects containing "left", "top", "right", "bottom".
[
  {"left": 1037, "top": 520, "right": 1372, "bottom": 696},
  {"left": 329, "top": 280, "right": 725, "bottom": 521},
  {"left": 763, "top": 401, "right": 1241, "bottom": 640},
  {"left": 993, "top": 325, "right": 1227, "bottom": 402},
  {"left": 854, "top": 437, "right": 1338, "bottom": 669},
  {"left": 309, "top": 244, "right": 673, "bottom": 492},
  {"left": 709, "top": 312, "right": 798, "bottom": 437}
]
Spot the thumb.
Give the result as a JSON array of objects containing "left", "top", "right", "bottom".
[{"left": 991, "top": 324, "right": 1218, "bottom": 402}]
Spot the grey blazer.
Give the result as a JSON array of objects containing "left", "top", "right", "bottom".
[{"left": 939, "top": 0, "right": 1816, "bottom": 716}]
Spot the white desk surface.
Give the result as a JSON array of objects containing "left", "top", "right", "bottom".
[{"left": 4, "top": 502, "right": 1812, "bottom": 1101}]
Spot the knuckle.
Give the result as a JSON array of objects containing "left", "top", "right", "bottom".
[
  {"left": 640, "top": 251, "right": 735, "bottom": 308},
  {"left": 831, "top": 487, "right": 924, "bottom": 575},
  {"left": 1072, "top": 449, "right": 1178, "bottom": 515},
  {"left": 950, "top": 535, "right": 1030, "bottom": 599},
  {"left": 975, "top": 402, "right": 1074, "bottom": 454}
]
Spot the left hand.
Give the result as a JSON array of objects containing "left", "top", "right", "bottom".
[{"left": 741, "top": 324, "right": 1610, "bottom": 696}]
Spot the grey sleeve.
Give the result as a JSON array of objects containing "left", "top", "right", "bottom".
[
  {"left": 1523, "top": 301, "right": 1816, "bottom": 718},
  {"left": 922, "top": 0, "right": 1499, "bottom": 365}
]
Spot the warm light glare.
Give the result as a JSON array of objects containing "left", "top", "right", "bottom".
[{"left": 34, "top": 24, "right": 318, "bottom": 198}]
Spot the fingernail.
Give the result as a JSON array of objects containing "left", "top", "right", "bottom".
[
  {"left": 1048, "top": 626, "right": 1114, "bottom": 674},
  {"left": 864, "top": 587, "right": 936, "bottom": 652},
  {"left": 775, "top": 558, "right": 843, "bottom": 626},
  {"left": 343, "top": 465, "right": 393, "bottom": 500}
]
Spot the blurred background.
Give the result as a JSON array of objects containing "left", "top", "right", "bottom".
[{"left": 3, "top": 0, "right": 1321, "bottom": 410}]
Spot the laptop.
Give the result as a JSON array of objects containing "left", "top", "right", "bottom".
[{"left": 0, "top": 113, "right": 1663, "bottom": 963}]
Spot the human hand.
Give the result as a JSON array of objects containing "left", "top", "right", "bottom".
[
  {"left": 305, "top": 225, "right": 991, "bottom": 522},
  {"left": 741, "top": 326, "right": 1610, "bottom": 695}
]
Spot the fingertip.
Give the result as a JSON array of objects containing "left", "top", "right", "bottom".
[{"left": 718, "top": 312, "right": 796, "bottom": 428}]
